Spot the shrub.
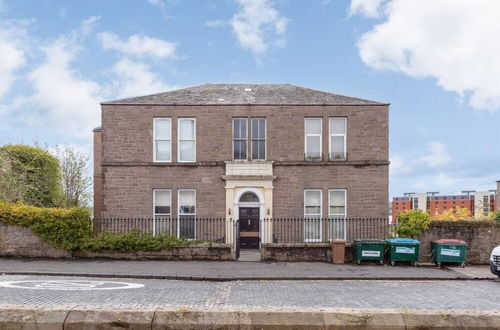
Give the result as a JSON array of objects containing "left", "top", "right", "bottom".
[
  {"left": 0, "top": 145, "right": 63, "bottom": 207},
  {"left": 395, "top": 209, "right": 431, "bottom": 238},
  {"left": 0, "top": 200, "right": 92, "bottom": 250},
  {"left": 0, "top": 200, "right": 195, "bottom": 252},
  {"left": 81, "top": 230, "right": 193, "bottom": 252},
  {"left": 492, "top": 211, "right": 500, "bottom": 222},
  {"left": 430, "top": 207, "right": 473, "bottom": 221}
]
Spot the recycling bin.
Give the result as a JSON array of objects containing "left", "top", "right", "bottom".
[
  {"left": 353, "top": 239, "right": 386, "bottom": 265},
  {"left": 386, "top": 238, "right": 420, "bottom": 266},
  {"left": 431, "top": 239, "right": 467, "bottom": 267}
]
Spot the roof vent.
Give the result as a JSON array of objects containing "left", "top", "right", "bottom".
[{"left": 244, "top": 88, "right": 252, "bottom": 92}]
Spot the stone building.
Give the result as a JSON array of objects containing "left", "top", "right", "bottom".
[{"left": 94, "top": 84, "right": 389, "bottom": 247}]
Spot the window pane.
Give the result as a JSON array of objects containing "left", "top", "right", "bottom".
[
  {"left": 305, "top": 118, "right": 321, "bottom": 134},
  {"left": 252, "top": 119, "right": 265, "bottom": 139},
  {"left": 233, "top": 119, "right": 247, "bottom": 139},
  {"left": 154, "top": 190, "right": 171, "bottom": 214},
  {"left": 331, "top": 136, "right": 345, "bottom": 153},
  {"left": 155, "top": 119, "right": 171, "bottom": 140},
  {"left": 306, "top": 136, "right": 321, "bottom": 154},
  {"left": 330, "top": 118, "right": 346, "bottom": 134},
  {"left": 179, "top": 215, "right": 195, "bottom": 239},
  {"left": 304, "top": 218, "right": 321, "bottom": 241},
  {"left": 233, "top": 141, "right": 247, "bottom": 160},
  {"left": 179, "top": 141, "right": 195, "bottom": 161},
  {"left": 179, "top": 119, "right": 194, "bottom": 140},
  {"left": 179, "top": 191, "right": 195, "bottom": 215},
  {"left": 252, "top": 140, "right": 265, "bottom": 160},
  {"left": 330, "top": 190, "right": 346, "bottom": 215},
  {"left": 305, "top": 191, "right": 321, "bottom": 216},
  {"left": 155, "top": 141, "right": 171, "bottom": 161},
  {"left": 306, "top": 206, "right": 321, "bottom": 214}
]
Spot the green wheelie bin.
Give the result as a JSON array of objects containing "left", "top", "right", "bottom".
[
  {"left": 386, "top": 238, "right": 420, "bottom": 266},
  {"left": 431, "top": 239, "right": 467, "bottom": 267},
  {"left": 353, "top": 239, "right": 386, "bottom": 265}
]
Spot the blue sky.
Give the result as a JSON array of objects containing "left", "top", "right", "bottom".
[{"left": 0, "top": 0, "right": 499, "bottom": 199}]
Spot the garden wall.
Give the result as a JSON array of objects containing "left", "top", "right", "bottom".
[
  {"left": 260, "top": 243, "right": 354, "bottom": 262},
  {"left": 0, "top": 224, "right": 235, "bottom": 261},
  {"left": 417, "top": 221, "right": 500, "bottom": 264}
]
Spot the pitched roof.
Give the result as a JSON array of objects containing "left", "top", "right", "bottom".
[{"left": 101, "top": 84, "right": 386, "bottom": 106}]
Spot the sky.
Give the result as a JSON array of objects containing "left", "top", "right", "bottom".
[{"left": 0, "top": 0, "right": 499, "bottom": 200}]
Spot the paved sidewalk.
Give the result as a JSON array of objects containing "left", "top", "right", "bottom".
[{"left": 0, "top": 258, "right": 486, "bottom": 280}]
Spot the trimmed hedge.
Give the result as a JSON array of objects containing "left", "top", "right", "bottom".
[
  {"left": 81, "top": 230, "right": 193, "bottom": 252},
  {"left": 0, "top": 200, "right": 91, "bottom": 250},
  {"left": 0, "top": 201, "right": 193, "bottom": 252}
]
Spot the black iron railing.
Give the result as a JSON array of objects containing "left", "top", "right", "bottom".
[
  {"left": 329, "top": 152, "right": 347, "bottom": 162},
  {"left": 93, "top": 217, "right": 392, "bottom": 244},
  {"left": 264, "top": 217, "right": 391, "bottom": 243},
  {"left": 92, "top": 217, "right": 227, "bottom": 242}
]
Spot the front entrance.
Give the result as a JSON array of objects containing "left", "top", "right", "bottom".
[{"left": 239, "top": 207, "right": 260, "bottom": 249}]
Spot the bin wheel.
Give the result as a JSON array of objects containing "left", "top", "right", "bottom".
[
  {"left": 414, "top": 262, "right": 419, "bottom": 267},
  {"left": 390, "top": 261, "right": 395, "bottom": 266},
  {"left": 357, "top": 260, "right": 361, "bottom": 265},
  {"left": 437, "top": 262, "right": 442, "bottom": 268},
  {"left": 461, "top": 263, "right": 465, "bottom": 268},
  {"left": 380, "top": 260, "right": 384, "bottom": 265}
]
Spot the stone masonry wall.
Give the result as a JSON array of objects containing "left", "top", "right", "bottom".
[
  {"left": 418, "top": 221, "right": 500, "bottom": 265},
  {"left": 97, "top": 104, "right": 389, "bottom": 219},
  {"left": 0, "top": 223, "right": 71, "bottom": 258},
  {"left": 0, "top": 224, "right": 234, "bottom": 261}
]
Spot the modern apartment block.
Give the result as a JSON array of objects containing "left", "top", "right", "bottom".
[
  {"left": 93, "top": 84, "right": 389, "bottom": 246},
  {"left": 392, "top": 181, "right": 500, "bottom": 222}
]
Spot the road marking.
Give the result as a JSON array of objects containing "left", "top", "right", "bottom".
[{"left": 0, "top": 280, "right": 144, "bottom": 291}]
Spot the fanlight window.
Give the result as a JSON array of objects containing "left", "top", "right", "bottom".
[{"left": 240, "top": 192, "right": 259, "bottom": 203}]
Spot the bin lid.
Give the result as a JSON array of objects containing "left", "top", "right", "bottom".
[
  {"left": 386, "top": 238, "right": 420, "bottom": 244},
  {"left": 432, "top": 239, "right": 467, "bottom": 245},
  {"left": 354, "top": 239, "right": 386, "bottom": 244}
]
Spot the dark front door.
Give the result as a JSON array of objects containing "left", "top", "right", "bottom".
[{"left": 239, "top": 207, "right": 260, "bottom": 249}]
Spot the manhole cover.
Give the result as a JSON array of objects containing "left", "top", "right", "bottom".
[{"left": 0, "top": 280, "right": 144, "bottom": 290}]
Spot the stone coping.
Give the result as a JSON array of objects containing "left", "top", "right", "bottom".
[{"left": 0, "top": 305, "right": 499, "bottom": 329}]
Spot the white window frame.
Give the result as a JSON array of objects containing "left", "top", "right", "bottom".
[
  {"left": 251, "top": 118, "right": 267, "bottom": 161},
  {"left": 178, "top": 118, "right": 196, "bottom": 163},
  {"left": 178, "top": 189, "right": 196, "bottom": 239},
  {"left": 304, "top": 189, "right": 322, "bottom": 242},
  {"left": 412, "top": 197, "right": 419, "bottom": 210},
  {"left": 232, "top": 118, "right": 248, "bottom": 161},
  {"left": 152, "top": 189, "right": 172, "bottom": 236},
  {"left": 328, "top": 189, "right": 347, "bottom": 240},
  {"left": 304, "top": 118, "right": 322, "bottom": 160},
  {"left": 153, "top": 118, "right": 171, "bottom": 162},
  {"left": 329, "top": 117, "right": 347, "bottom": 161}
]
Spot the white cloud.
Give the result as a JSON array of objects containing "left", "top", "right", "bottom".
[
  {"left": 110, "top": 59, "right": 172, "bottom": 98},
  {"left": 230, "top": 0, "right": 288, "bottom": 56},
  {"left": 349, "top": 0, "right": 385, "bottom": 18},
  {"left": 25, "top": 36, "right": 102, "bottom": 139},
  {"left": 418, "top": 141, "right": 452, "bottom": 168},
  {"left": 205, "top": 20, "right": 225, "bottom": 28},
  {"left": 0, "top": 21, "right": 27, "bottom": 97},
  {"left": 98, "top": 32, "right": 176, "bottom": 59},
  {"left": 148, "top": 0, "right": 166, "bottom": 10},
  {"left": 79, "top": 16, "right": 101, "bottom": 36},
  {"left": 356, "top": 0, "right": 500, "bottom": 112},
  {"left": 390, "top": 154, "right": 413, "bottom": 175}
]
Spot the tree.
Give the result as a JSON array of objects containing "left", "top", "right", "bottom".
[
  {"left": 0, "top": 145, "right": 63, "bottom": 207},
  {"left": 52, "top": 145, "right": 92, "bottom": 208},
  {"left": 0, "top": 150, "right": 27, "bottom": 202}
]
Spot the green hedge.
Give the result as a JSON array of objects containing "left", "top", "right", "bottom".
[
  {"left": 0, "top": 201, "right": 192, "bottom": 252},
  {"left": 81, "top": 230, "right": 193, "bottom": 252},
  {"left": 0, "top": 200, "right": 92, "bottom": 250}
]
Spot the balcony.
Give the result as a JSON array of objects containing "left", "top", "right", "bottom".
[
  {"left": 329, "top": 152, "right": 347, "bottom": 162},
  {"left": 304, "top": 152, "right": 323, "bottom": 162}
]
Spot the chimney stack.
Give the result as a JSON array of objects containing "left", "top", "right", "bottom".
[{"left": 497, "top": 180, "right": 500, "bottom": 197}]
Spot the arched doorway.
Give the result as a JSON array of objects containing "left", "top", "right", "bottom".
[{"left": 234, "top": 189, "right": 264, "bottom": 249}]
